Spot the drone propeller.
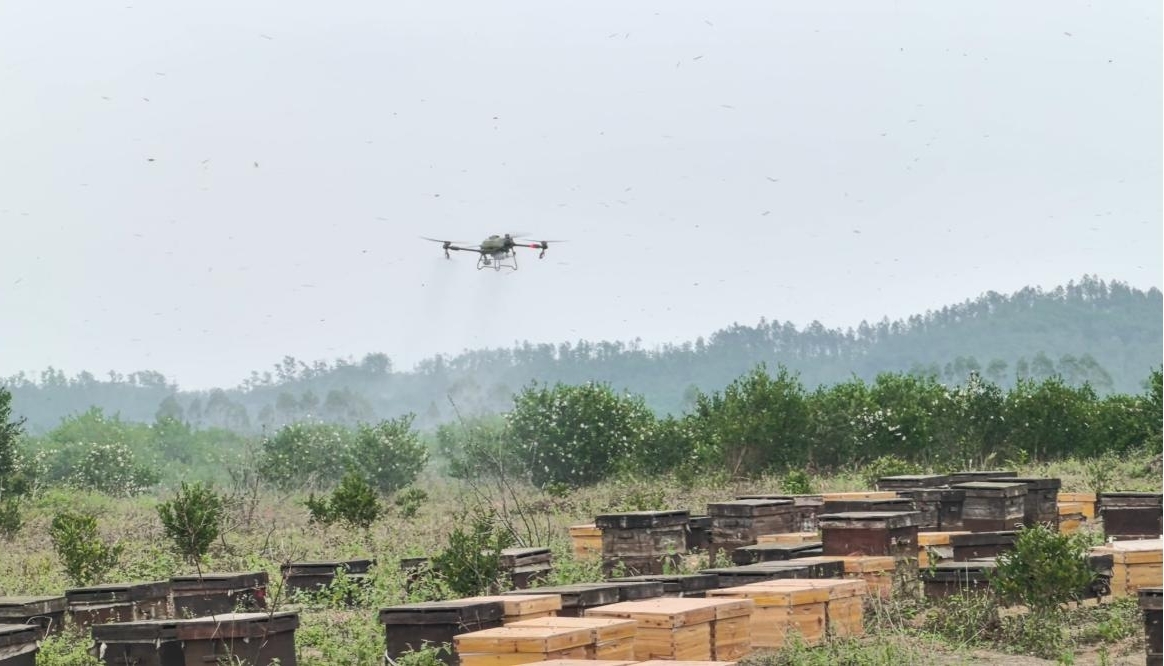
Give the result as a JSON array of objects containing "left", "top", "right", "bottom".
[{"left": 421, "top": 236, "right": 479, "bottom": 259}]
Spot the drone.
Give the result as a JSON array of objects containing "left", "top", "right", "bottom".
[{"left": 422, "top": 233, "right": 565, "bottom": 271}]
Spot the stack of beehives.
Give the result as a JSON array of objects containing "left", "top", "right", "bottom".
[
  {"left": 453, "top": 625, "right": 595, "bottom": 666},
  {"left": 706, "top": 579, "right": 867, "bottom": 648},
  {"left": 916, "top": 531, "right": 970, "bottom": 567},
  {"left": 1092, "top": 538, "right": 1164, "bottom": 598},
  {"left": 569, "top": 525, "right": 603, "bottom": 561},
  {"left": 582, "top": 597, "right": 754, "bottom": 662},
  {"left": 507, "top": 616, "right": 637, "bottom": 660}
]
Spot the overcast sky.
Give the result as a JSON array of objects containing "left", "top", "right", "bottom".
[{"left": 1, "top": 0, "right": 1160, "bottom": 390}]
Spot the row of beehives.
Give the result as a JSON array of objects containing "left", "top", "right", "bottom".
[
  {"left": 0, "top": 561, "right": 370, "bottom": 666},
  {"left": 380, "top": 578, "right": 868, "bottom": 666}
]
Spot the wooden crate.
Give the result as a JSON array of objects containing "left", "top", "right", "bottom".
[
  {"left": 1140, "top": 586, "right": 1162, "bottom": 666},
  {"left": 281, "top": 559, "right": 374, "bottom": 601},
  {"left": 734, "top": 495, "right": 824, "bottom": 532},
  {"left": 170, "top": 571, "right": 267, "bottom": 618},
  {"left": 833, "top": 556, "right": 896, "bottom": 600},
  {"left": 1099, "top": 493, "right": 1163, "bottom": 541},
  {"left": 583, "top": 598, "right": 734, "bottom": 661},
  {"left": 380, "top": 599, "right": 505, "bottom": 665},
  {"left": 65, "top": 581, "right": 170, "bottom": 628},
  {"left": 919, "top": 562, "right": 997, "bottom": 599},
  {"left": 819, "top": 512, "right": 922, "bottom": 558},
  {"left": 916, "top": 531, "right": 971, "bottom": 568},
  {"left": 707, "top": 582, "right": 829, "bottom": 647},
  {"left": 708, "top": 500, "right": 803, "bottom": 563},
  {"left": 756, "top": 532, "right": 819, "bottom": 546},
  {"left": 1008, "top": 477, "right": 1061, "bottom": 528},
  {"left": 1092, "top": 539, "right": 1164, "bottom": 597},
  {"left": 0, "top": 623, "right": 39, "bottom": 666},
  {"left": 951, "top": 482, "right": 1027, "bottom": 532},
  {"left": 569, "top": 525, "right": 602, "bottom": 561},
  {"left": 470, "top": 595, "right": 562, "bottom": 624},
  {"left": 1060, "top": 492, "right": 1097, "bottom": 520},
  {"left": 499, "top": 548, "right": 553, "bottom": 590},
  {"left": 175, "top": 611, "right": 299, "bottom": 666},
  {"left": 596, "top": 511, "right": 689, "bottom": 575},
  {"left": 0, "top": 596, "right": 66, "bottom": 639},
  {"left": 875, "top": 475, "right": 951, "bottom": 492},
  {"left": 949, "top": 531, "right": 1016, "bottom": 561},
  {"left": 894, "top": 489, "right": 942, "bottom": 530},
  {"left": 752, "top": 579, "right": 866, "bottom": 638},
  {"left": 1059, "top": 503, "right": 1086, "bottom": 534}
]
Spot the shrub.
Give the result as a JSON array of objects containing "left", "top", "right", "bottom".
[
  {"left": 49, "top": 510, "right": 123, "bottom": 586},
  {"left": 989, "top": 524, "right": 1095, "bottom": 612},
  {"left": 780, "top": 469, "right": 814, "bottom": 495},
  {"left": 349, "top": 416, "right": 428, "bottom": 493},
  {"left": 922, "top": 592, "right": 1000, "bottom": 645},
  {"left": 429, "top": 508, "right": 514, "bottom": 597},
  {"left": 393, "top": 487, "right": 428, "bottom": 519},
  {"left": 70, "top": 441, "right": 159, "bottom": 496},
  {"left": 156, "top": 481, "right": 225, "bottom": 564},
  {"left": 306, "top": 472, "right": 381, "bottom": 529}
]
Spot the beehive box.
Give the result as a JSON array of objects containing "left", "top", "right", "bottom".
[
  {"left": 1058, "top": 502, "right": 1086, "bottom": 534},
  {"left": 875, "top": 475, "right": 951, "bottom": 492},
  {"left": 90, "top": 618, "right": 184, "bottom": 666},
  {"left": 938, "top": 489, "right": 966, "bottom": 531},
  {"left": 707, "top": 582, "right": 829, "bottom": 648},
  {"left": 833, "top": 556, "right": 896, "bottom": 599},
  {"left": 380, "top": 599, "right": 505, "bottom": 665},
  {"left": 819, "top": 512, "right": 921, "bottom": 558},
  {"left": 1140, "top": 586, "right": 1162, "bottom": 666},
  {"left": 702, "top": 562, "right": 831, "bottom": 588},
  {"left": 608, "top": 574, "right": 720, "bottom": 598},
  {"left": 951, "top": 482, "right": 1027, "bottom": 532},
  {"left": 175, "top": 611, "right": 299, "bottom": 666},
  {"left": 0, "top": 596, "right": 66, "bottom": 638},
  {"left": 281, "top": 559, "right": 374, "bottom": 600},
  {"left": 945, "top": 470, "right": 1017, "bottom": 485},
  {"left": 724, "top": 579, "right": 866, "bottom": 639},
  {"left": 820, "top": 492, "right": 899, "bottom": 501},
  {"left": 919, "top": 561, "right": 997, "bottom": 599},
  {"left": 1099, "top": 492, "right": 1163, "bottom": 541},
  {"left": 916, "top": 531, "right": 971, "bottom": 568},
  {"left": 1060, "top": 492, "right": 1097, "bottom": 520},
  {"left": 596, "top": 511, "right": 689, "bottom": 576},
  {"left": 503, "top": 585, "right": 621, "bottom": 618},
  {"left": 1008, "top": 477, "right": 1061, "bottom": 528},
  {"left": 0, "top": 624, "right": 39, "bottom": 666},
  {"left": 708, "top": 500, "right": 803, "bottom": 562},
  {"left": 469, "top": 595, "right": 562, "bottom": 624},
  {"left": 568, "top": 525, "right": 602, "bottom": 561},
  {"left": 499, "top": 548, "right": 553, "bottom": 590},
  {"left": 66, "top": 581, "right": 170, "bottom": 628},
  {"left": 949, "top": 531, "right": 1016, "bottom": 561},
  {"left": 687, "top": 516, "right": 712, "bottom": 552},
  {"left": 583, "top": 597, "right": 751, "bottom": 661},
  {"left": 1091, "top": 539, "right": 1164, "bottom": 597},
  {"left": 821, "top": 498, "right": 915, "bottom": 515},
  {"left": 453, "top": 625, "right": 593, "bottom": 666},
  {"left": 507, "top": 616, "right": 637, "bottom": 660},
  {"left": 170, "top": 571, "right": 267, "bottom": 618},
  {"left": 756, "top": 532, "right": 819, "bottom": 546},
  {"left": 734, "top": 495, "right": 823, "bottom": 532},
  {"left": 730, "top": 542, "right": 822, "bottom": 565},
  {"left": 893, "top": 489, "right": 942, "bottom": 530}
]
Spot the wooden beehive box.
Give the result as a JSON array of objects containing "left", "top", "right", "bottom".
[
  {"left": 701, "top": 562, "right": 823, "bottom": 588},
  {"left": 875, "top": 475, "right": 951, "bottom": 492},
  {"left": 707, "top": 582, "right": 829, "bottom": 648},
  {"left": 938, "top": 488, "right": 966, "bottom": 531},
  {"left": 756, "top": 532, "right": 819, "bottom": 546},
  {"left": 920, "top": 562, "right": 997, "bottom": 599},
  {"left": 945, "top": 470, "right": 1017, "bottom": 485},
  {"left": 917, "top": 531, "right": 971, "bottom": 567},
  {"left": 687, "top": 516, "right": 712, "bottom": 552},
  {"left": 568, "top": 525, "right": 602, "bottom": 561},
  {"left": 65, "top": 581, "right": 170, "bottom": 628},
  {"left": 498, "top": 548, "right": 553, "bottom": 589},
  {"left": 596, "top": 511, "right": 688, "bottom": 576},
  {"left": 469, "top": 595, "right": 562, "bottom": 624},
  {"left": 1008, "top": 477, "right": 1061, "bottom": 528},
  {"left": 893, "top": 489, "right": 942, "bottom": 530},
  {"left": 734, "top": 495, "right": 824, "bottom": 532},
  {"left": 453, "top": 625, "right": 593, "bottom": 666},
  {"left": 730, "top": 541, "right": 822, "bottom": 565},
  {"left": 949, "top": 531, "right": 1016, "bottom": 561},
  {"left": 0, "top": 596, "right": 66, "bottom": 639},
  {"left": 281, "top": 558, "right": 374, "bottom": 600},
  {"left": 787, "top": 578, "right": 867, "bottom": 638},
  {"left": 821, "top": 498, "right": 916, "bottom": 515},
  {"left": 819, "top": 511, "right": 921, "bottom": 558},
  {"left": 1058, "top": 502, "right": 1086, "bottom": 534},
  {"left": 583, "top": 597, "right": 730, "bottom": 661},
  {"left": 608, "top": 574, "right": 720, "bottom": 598},
  {"left": 175, "top": 611, "right": 299, "bottom": 666},
  {"left": 507, "top": 616, "right": 637, "bottom": 660},
  {"left": 951, "top": 481, "right": 1027, "bottom": 532},
  {"left": 1099, "top": 492, "right": 1163, "bottom": 541},
  {"left": 708, "top": 499, "right": 803, "bottom": 562},
  {"left": 90, "top": 618, "right": 185, "bottom": 666},
  {"left": 1139, "top": 586, "right": 1162, "bottom": 666},
  {"left": 0, "top": 623, "right": 39, "bottom": 666},
  {"left": 833, "top": 556, "right": 896, "bottom": 599},
  {"left": 1060, "top": 492, "right": 1098, "bottom": 519},
  {"left": 503, "top": 585, "right": 621, "bottom": 618},
  {"left": 1091, "top": 539, "right": 1164, "bottom": 598},
  {"left": 170, "top": 571, "right": 267, "bottom": 618},
  {"left": 380, "top": 599, "right": 505, "bottom": 665},
  {"left": 820, "top": 491, "right": 899, "bottom": 501}
]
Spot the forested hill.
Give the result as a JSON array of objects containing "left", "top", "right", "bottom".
[{"left": 6, "top": 276, "right": 1162, "bottom": 433}]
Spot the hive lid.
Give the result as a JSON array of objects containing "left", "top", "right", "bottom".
[
  {"left": 875, "top": 474, "right": 951, "bottom": 488},
  {"left": 91, "top": 618, "right": 183, "bottom": 642},
  {"left": 281, "top": 559, "right": 375, "bottom": 575},
  {"left": 453, "top": 625, "right": 593, "bottom": 653},
  {"left": 949, "top": 531, "right": 1017, "bottom": 547},
  {"left": 507, "top": 616, "right": 638, "bottom": 642},
  {"left": 607, "top": 574, "right": 719, "bottom": 593},
  {"left": 503, "top": 584, "right": 621, "bottom": 608},
  {"left": 170, "top": 571, "right": 268, "bottom": 591},
  {"left": 379, "top": 599, "right": 505, "bottom": 625},
  {"left": 707, "top": 582, "right": 830, "bottom": 606},
  {"left": 594, "top": 510, "right": 689, "bottom": 530},
  {"left": 708, "top": 499, "right": 796, "bottom": 517},
  {"left": 173, "top": 611, "right": 299, "bottom": 640},
  {"left": 582, "top": 598, "right": 723, "bottom": 627},
  {"left": 65, "top": 581, "right": 169, "bottom": 603},
  {"left": 818, "top": 511, "right": 923, "bottom": 528},
  {"left": 469, "top": 594, "right": 562, "bottom": 616},
  {"left": 0, "top": 623, "right": 38, "bottom": 649},
  {"left": 948, "top": 481, "right": 1028, "bottom": 497},
  {"left": 1007, "top": 477, "right": 1063, "bottom": 490}
]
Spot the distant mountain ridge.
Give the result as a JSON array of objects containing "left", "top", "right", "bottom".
[{"left": 6, "top": 275, "right": 1161, "bottom": 433}]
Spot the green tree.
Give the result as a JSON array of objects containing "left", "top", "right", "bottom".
[
  {"left": 508, "top": 381, "right": 654, "bottom": 487},
  {"left": 259, "top": 422, "right": 352, "bottom": 490},
  {"left": 436, "top": 415, "right": 519, "bottom": 480},
  {"left": 50, "top": 511, "right": 123, "bottom": 586},
  {"left": 157, "top": 481, "right": 225, "bottom": 565},
  {"left": 1004, "top": 377, "right": 1096, "bottom": 460},
  {"left": 347, "top": 416, "right": 428, "bottom": 493}
]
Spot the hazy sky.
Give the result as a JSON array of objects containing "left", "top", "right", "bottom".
[{"left": 1, "top": 0, "right": 1160, "bottom": 390}]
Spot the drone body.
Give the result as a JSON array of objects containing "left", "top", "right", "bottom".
[{"left": 422, "top": 233, "right": 564, "bottom": 271}]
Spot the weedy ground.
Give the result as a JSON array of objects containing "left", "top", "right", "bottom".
[{"left": 5, "top": 456, "right": 1160, "bottom": 666}]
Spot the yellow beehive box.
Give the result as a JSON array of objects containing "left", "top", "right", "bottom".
[
  {"left": 834, "top": 555, "right": 896, "bottom": 600},
  {"left": 1060, "top": 493, "right": 1097, "bottom": 519},
  {"left": 756, "top": 532, "right": 820, "bottom": 545},
  {"left": 583, "top": 597, "right": 729, "bottom": 661},
  {"left": 1058, "top": 502, "right": 1085, "bottom": 534},
  {"left": 507, "top": 616, "right": 637, "bottom": 659},
  {"left": 454, "top": 626, "right": 592, "bottom": 654},
  {"left": 821, "top": 491, "right": 899, "bottom": 501},
  {"left": 568, "top": 524, "right": 603, "bottom": 561},
  {"left": 917, "top": 531, "right": 970, "bottom": 567},
  {"left": 470, "top": 595, "right": 563, "bottom": 624},
  {"left": 1092, "top": 539, "right": 1164, "bottom": 597},
  {"left": 707, "top": 582, "right": 828, "bottom": 648}
]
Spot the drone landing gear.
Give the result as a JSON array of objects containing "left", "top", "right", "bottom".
[{"left": 477, "top": 252, "right": 518, "bottom": 271}]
